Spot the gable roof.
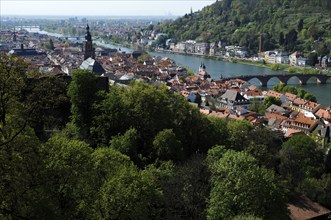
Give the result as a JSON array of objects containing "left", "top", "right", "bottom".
[
  {"left": 266, "top": 104, "right": 286, "bottom": 113},
  {"left": 315, "top": 108, "right": 331, "bottom": 121},
  {"left": 221, "top": 90, "right": 248, "bottom": 102},
  {"left": 285, "top": 92, "right": 297, "bottom": 101},
  {"left": 80, "top": 57, "right": 105, "bottom": 74},
  {"left": 288, "top": 196, "right": 331, "bottom": 220},
  {"left": 267, "top": 90, "right": 284, "bottom": 99}
]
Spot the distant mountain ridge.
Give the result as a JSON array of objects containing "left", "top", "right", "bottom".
[{"left": 158, "top": 0, "right": 331, "bottom": 54}]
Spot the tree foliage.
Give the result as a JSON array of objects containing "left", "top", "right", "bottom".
[
  {"left": 93, "top": 82, "right": 218, "bottom": 165},
  {"left": 207, "top": 150, "right": 289, "bottom": 220},
  {"left": 158, "top": 0, "right": 331, "bottom": 54},
  {"left": 67, "top": 69, "right": 99, "bottom": 141},
  {"left": 2, "top": 56, "right": 331, "bottom": 219},
  {"left": 279, "top": 135, "right": 325, "bottom": 187},
  {"left": 263, "top": 96, "right": 282, "bottom": 108}
]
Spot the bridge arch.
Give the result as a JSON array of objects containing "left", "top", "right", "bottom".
[
  {"left": 246, "top": 77, "right": 263, "bottom": 86},
  {"left": 305, "top": 76, "right": 320, "bottom": 84},
  {"left": 287, "top": 76, "right": 304, "bottom": 85},
  {"left": 221, "top": 73, "right": 330, "bottom": 86},
  {"left": 265, "top": 76, "right": 283, "bottom": 87}
]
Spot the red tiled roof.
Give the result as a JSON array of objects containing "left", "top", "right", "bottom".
[
  {"left": 248, "top": 85, "right": 258, "bottom": 91},
  {"left": 288, "top": 196, "right": 331, "bottom": 220},
  {"left": 245, "top": 91, "right": 263, "bottom": 97},
  {"left": 315, "top": 108, "right": 331, "bottom": 120},
  {"left": 285, "top": 92, "right": 297, "bottom": 101},
  {"left": 303, "top": 101, "right": 321, "bottom": 111},
  {"left": 294, "top": 114, "right": 318, "bottom": 127},
  {"left": 265, "top": 112, "right": 288, "bottom": 121},
  {"left": 284, "top": 128, "right": 304, "bottom": 138},
  {"left": 293, "top": 98, "right": 306, "bottom": 105},
  {"left": 267, "top": 90, "right": 283, "bottom": 98}
]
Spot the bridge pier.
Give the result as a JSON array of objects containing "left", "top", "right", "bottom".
[
  {"left": 260, "top": 78, "right": 269, "bottom": 87},
  {"left": 317, "top": 78, "right": 327, "bottom": 84},
  {"left": 299, "top": 79, "right": 307, "bottom": 85},
  {"left": 279, "top": 80, "right": 287, "bottom": 85},
  {"left": 223, "top": 74, "right": 330, "bottom": 87}
]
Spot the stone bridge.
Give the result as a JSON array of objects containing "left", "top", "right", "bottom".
[{"left": 220, "top": 73, "right": 331, "bottom": 87}]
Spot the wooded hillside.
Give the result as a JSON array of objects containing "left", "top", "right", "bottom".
[{"left": 158, "top": 0, "right": 331, "bottom": 54}]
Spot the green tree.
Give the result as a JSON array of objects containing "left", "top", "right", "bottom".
[
  {"left": 248, "top": 98, "right": 265, "bottom": 114},
  {"left": 91, "top": 147, "right": 161, "bottom": 220},
  {"left": 156, "top": 154, "right": 210, "bottom": 219},
  {"left": 153, "top": 128, "right": 184, "bottom": 162},
  {"left": 298, "top": 174, "right": 331, "bottom": 209},
  {"left": 137, "top": 54, "right": 152, "bottom": 63},
  {"left": 207, "top": 150, "right": 289, "bottom": 220},
  {"left": 282, "top": 85, "right": 298, "bottom": 95},
  {"left": 284, "top": 29, "right": 298, "bottom": 51},
  {"left": 92, "top": 86, "right": 128, "bottom": 146},
  {"left": 308, "top": 25, "right": 320, "bottom": 40},
  {"left": 41, "top": 136, "right": 94, "bottom": 219},
  {"left": 0, "top": 55, "right": 29, "bottom": 146},
  {"left": 307, "top": 52, "right": 319, "bottom": 66},
  {"left": 297, "top": 88, "right": 307, "bottom": 98},
  {"left": 109, "top": 127, "right": 140, "bottom": 163},
  {"left": 227, "top": 120, "right": 253, "bottom": 151},
  {"left": 67, "top": 70, "right": 98, "bottom": 141},
  {"left": 297, "top": 18, "right": 304, "bottom": 32},
  {"left": 279, "top": 135, "right": 325, "bottom": 187},
  {"left": 24, "top": 76, "right": 70, "bottom": 140},
  {"left": 232, "top": 215, "right": 262, "bottom": 220},
  {"left": 0, "top": 129, "right": 47, "bottom": 219},
  {"left": 245, "top": 127, "right": 282, "bottom": 169},
  {"left": 316, "top": 43, "right": 329, "bottom": 57},
  {"left": 303, "top": 92, "right": 317, "bottom": 102},
  {"left": 263, "top": 96, "right": 282, "bottom": 108},
  {"left": 273, "top": 83, "right": 286, "bottom": 92},
  {"left": 98, "top": 166, "right": 160, "bottom": 220},
  {"left": 208, "top": 117, "right": 228, "bottom": 146}
]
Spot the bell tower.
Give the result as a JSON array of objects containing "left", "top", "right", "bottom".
[{"left": 84, "top": 24, "right": 95, "bottom": 60}]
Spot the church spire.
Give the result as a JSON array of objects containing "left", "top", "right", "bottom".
[
  {"left": 85, "top": 24, "right": 92, "bottom": 41},
  {"left": 84, "top": 23, "right": 95, "bottom": 60}
]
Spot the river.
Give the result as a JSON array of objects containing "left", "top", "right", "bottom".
[
  {"left": 149, "top": 52, "right": 331, "bottom": 107},
  {"left": 28, "top": 28, "right": 331, "bottom": 106}
]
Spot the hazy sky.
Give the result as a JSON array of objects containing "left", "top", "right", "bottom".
[{"left": 1, "top": 0, "right": 214, "bottom": 16}]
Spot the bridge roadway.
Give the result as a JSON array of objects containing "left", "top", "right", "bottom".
[{"left": 219, "top": 73, "right": 331, "bottom": 86}]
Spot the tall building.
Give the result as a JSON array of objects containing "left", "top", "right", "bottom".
[
  {"left": 80, "top": 24, "right": 105, "bottom": 75},
  {"left": 12, "top": 29, "right": 17, "bottom": 42},
  {"left": 84, "top": 24, "right": 95, "bottom": 60},
  {"left": 199, "top": 62, "right": 206, "bottom": 72}
]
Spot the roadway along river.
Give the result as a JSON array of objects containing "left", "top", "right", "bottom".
[{"left": 28, "top": 28, "right": 331, "bottom": 106}]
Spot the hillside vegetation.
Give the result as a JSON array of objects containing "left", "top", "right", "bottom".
[
  {"left": 1, "top": 55, "right": 331, "bottom": 219},
  {"left": 158, "top": 0, "right": 331, "bottom": 54}
]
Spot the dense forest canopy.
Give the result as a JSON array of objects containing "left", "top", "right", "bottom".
[
  {"left": 1, "top": 55, "right": 331, "bottom": 219},
  {"left": 158, "top": 0, "right": 331, "bottom": 54}
]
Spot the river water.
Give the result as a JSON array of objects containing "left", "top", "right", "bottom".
[
  {"left": 149, "top": 52, "right": 331, "bottom": 107},
  {"left": 28, "top": 28, "right": 331, "bottom": 106}
]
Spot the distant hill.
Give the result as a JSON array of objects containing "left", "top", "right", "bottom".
[{"left": 157, "top": 0, "right": 331, "bottom": 55}]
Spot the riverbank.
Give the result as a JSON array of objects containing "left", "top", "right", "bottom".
[
  {"left": 154, "top": 49, "right": 331, "bottom": 76},
  {"left": 233, "top": 59, "right": 331, "bottom": 76}
]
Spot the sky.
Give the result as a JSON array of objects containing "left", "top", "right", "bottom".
[{"left": 1, "top": 0, "right": 215, "bottom": 16}]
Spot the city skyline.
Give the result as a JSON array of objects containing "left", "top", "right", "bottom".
[{"left": 1, "top": 0, "right": 214, "bottom": 16}]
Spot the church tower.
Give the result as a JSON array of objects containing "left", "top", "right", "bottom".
[
  {"left": 13, "top": 28, "right": 17, "bottom": 42},
  {"left": 84, "top": 24, "right": 95, "bottom": 60},
  {"left": 199, "top": 62, "right": 206, "bottom": 72}
]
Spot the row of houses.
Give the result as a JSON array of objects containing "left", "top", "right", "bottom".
[{"left": 264, "top": 50, "right": 331, "bottom": 67}]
